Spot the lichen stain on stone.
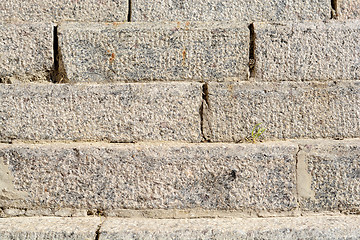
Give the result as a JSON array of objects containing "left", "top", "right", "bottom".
[
  {"left": 109, "top": 53, "right": 115, "bottom": 63},
  {"left": 296, "top": 150, "right": 315, "bottom": 200},
  {"left": 182, "top": 47, "right": 187, "bottom": 65},
  {"left": 0, "top": 157, "right": 27, "bottom": 200}
]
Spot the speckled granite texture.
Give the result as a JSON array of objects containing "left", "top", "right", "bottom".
[
  {"left": 0, "top": 23, "right": 53, "bottom": 82},
  {"left": 58, "top": 22, "right": 249, "bottom": 82},
  {"left": 255, "top": 20, "right": 360, "bottom": 81},
  {"left": 0, "top": 217, "right": 100, "bottom": 240},
  {"left": 100, "top": 216, "right": 360, "bottom": 240},
  {"left": 204, "top": 81, "right": 360, "bottom": 142},
  {"left": 131, "top": 0, "right": 330, "bottom": 22},
  {"left": 297, "top": 139, "right": 360, "bottom": 213},
  {"left": 0, "top": 142, "right": 298, "bottom": 212},
  {"left": 0, "top": 0, "right": 127, "bottom": 22},
  {"left": 0, "top": 83, "right": 202, "bottom": 142},
  {"left": 338, "top": 0, "right": 360, "bottom": 19}
]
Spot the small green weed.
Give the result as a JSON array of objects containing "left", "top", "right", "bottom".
[{"left": 247, "top": 123, "right": 266, "bottom": 143}]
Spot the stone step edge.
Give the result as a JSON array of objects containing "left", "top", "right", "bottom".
[
  {"left": 1, "top": 207, "right": 358, "bottom": 219},
  {"left": 0, "top": 216, "right": 359, "bottom": 240},
  {"left": 1, "top": 137, "right": 359, "bottom": 146}
]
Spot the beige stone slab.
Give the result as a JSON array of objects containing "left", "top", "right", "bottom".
[
  {"left": 0, "top": 217, "right": 101, "bottom": 240},
  {"left": 338, "top": 0, "right": 360, "bottom": 19},
  {"left": 100, "top": 216, "right": 360, "bottom": 239},
  {"left": 0, "top": 23, "right": 53, "bottom": 82},
  {"left": 0, "top": 0, "right": 127, "bottom": 22},
  {"left": 204, "top": 81, "right": 360, "bottom": 142},
  {"left": 0, "top": 142, "right": 297, "bottom": 212},
  {"left": 255, "top": 20, "right": 360, "bottom": 81},
  {"left": 132, "top": 0, "right": 330, "bottom": 22},
  {"left": 296, "top": 139, "right": 360, "bottom": 213},
  {"left": 58, "top": 22, "right": 249, "bottom": 82},
  {"left": 0, "top": 83, "right": 202, "bottom": 142}
]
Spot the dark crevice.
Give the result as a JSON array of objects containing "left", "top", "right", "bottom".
[
  {"left": 248, "top": 23, "right": 256, "bottom": 78},
  {"left": 331, "top": 0, "right": 338, "bottom": 19},
  {"left": 127, "top": 0, "right": 132, "bottom": 22},
  {"left": 200, "top": 83, "right": 210, "bottom": 142},
  {"left": 94, "top": 223, "right": 101, "bottom": 240},
  {"left": 52, "top": 25, "right": 69, "bottom": 83},
  {"left": 52, "top": 25, "right": 59, "bottom": 83}
]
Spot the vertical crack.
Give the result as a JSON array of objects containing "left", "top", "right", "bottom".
[
  {"left": 200, "top": 83, "right": 211, "bottom": 142},
  {"left": 52, "top": 25, "right": 59, "bottom": 83},
  {"left": 331, "top": 0, "right": 338, "bottom": 19},
  {"left": 52, "top": 25, "right": 69, "bottom": 83},
  {"left": 248, "top": 23, "right": 256, "bottom": 79},
  {"left": 127, "top": 0, "right": 132, "bottom": 22},
  {"left": 94, "top": 223, "right": 101, "bottom": 240}
]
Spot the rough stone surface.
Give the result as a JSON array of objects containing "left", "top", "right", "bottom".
[
  {"left": 58, "top": 22, "right": 249, "bottom": 82},
  {"left": 297, "top": 139, "right": 360, "bottom": 213},
  {"left": 255, "top": 20, "right": 360, "bottom": 81},
  {"left": 204, "top": 81, "right": 360, "bottom": 142},
  {"left": 0, "top": 83, "right": 202, "bottom": 142},
  {"left": 338, "top": 0, "right": 360, "bottom": 19},
  {"left": 0, "top": 0, "right": 127, "bottom": 22},
  {"left": 100, "top": 216, "right": 360, "bottom": 239},
  {"left": 0, "top": 217, "right": 100, "bottom": 240},
  {"left": 132, "top": 0, "right": 330, "bottom": 22},
  {"left": 0, "top": 142, "right": 297, "bottom": 212},
  {"left": 0, "top": 23, "right": 53, "bottom": 82}
]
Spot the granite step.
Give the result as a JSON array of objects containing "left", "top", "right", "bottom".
[{"left": 0, "top": 216, "right": 359, "bottom": 240}]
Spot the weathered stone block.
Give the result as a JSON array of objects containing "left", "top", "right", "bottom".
[
  {"left": 297, "top": 139, "right": 360, "bottom": 213},
  {"left": 338, "top": 0, "right": 360, "bottom": 19},
  {"left": 204, "top": 82, "right": 360, "bottom": 142},
  {"left": 0, "top": 83, "right": 202, "bottom": 142},
  {"left": 0, "top": 23, "right": 53, "bottom": 82},
  {"left": 58, "top": 22, "right": 249, "bottom": 82},
  {"left": 0, "top": 0, "right": 127, "bottom": 22},
  {"left": 255, "top": 20, "right": 360, "bottom": 81},
  {"left": 100, "top": 216, "right": 360, "bottom": 240},
  {"left": 0, "top": 142, "right": 297, "bottom": 212},
  {"left": 0, "top": 217, "right": 100, "bottom": 240},
  {"left": 132, "top": 0, "right": 330, "bottom": 22}
]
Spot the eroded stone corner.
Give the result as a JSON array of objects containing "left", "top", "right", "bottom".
[
  {"left": 296, "top": 146, "right": 315, "bottom": 202},
  {"left": 0, "top": 156, "right": 27, "bottom": 201}
]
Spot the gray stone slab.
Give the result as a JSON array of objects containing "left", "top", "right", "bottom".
[
  {"left": 297, "top": 139, "right": 360, "bottom": 213},
  {"left": 100, "top": 216, "right": 360, "bottom": 240},
  {"left": 132, "top": 0, "right": 330, "bottom": 22},
  {"left": 0, "top": 0, "right": 127, "bottom": 22},
  {"left": 255, "top": 20, "right": 360, "bottom": 81},
  {"left": 0, "top": 23, "right": 53, "bottom": 82},
  {"left": 0, "top": 142, "right": 297, "bottom": 212},
  {"left": 204, "top": 81, "right": 360, "bottom": 142},
  {"left": 0, "top": 217, "right": 101, "bottom": 240},
  {"left": 58, "top": 22, "right": 249, "bottom": 82},
  {"left": 0, "top": 83, "right": 202, "bottom": 142},
  {"left": 338, "top": 0, "right": 360, "bottom": 19}
]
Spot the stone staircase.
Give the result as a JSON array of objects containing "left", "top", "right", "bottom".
[{"left": 0, "top": 0, "right": 359, "bottom": 239}]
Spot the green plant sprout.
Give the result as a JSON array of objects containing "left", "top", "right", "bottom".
[{"left": 249, "top": 123, "right": 266, "bottom": 143}]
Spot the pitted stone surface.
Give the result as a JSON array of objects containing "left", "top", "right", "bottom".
[
  {"left": 0, "top": 217, "right": 100, "bottom": 240},
  {"left": 255, "top": 20, "right": 360, "bottom": 81},
  {"left": 338, "top": 0, "right": 360, "bottom": 19},
  {"left": 132, "top": 0, "right": 330, "bottom": 22},
  {"left": 0, "top": 23, "right": 53, "bottom": 82},
  {"left": 297, "top": 139, "right": 360, "bottom": 213},
  {"left": 0, "top": 0, "right": 127, "bottom": 22},
  {"left": 100, "top": 216, "right": 360, "bottom": 240},
  {"left": 0, "top": 83, "right": 202, "bottom": 142},
  {"left": 58, "top": 22, "right": 249, "bottom": 82},
  {"left": 204, "top": 81, "right": 360, "bottom": 142},
  {"left": 0, "top": 142, "right": 297, "bottom": 211}
]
